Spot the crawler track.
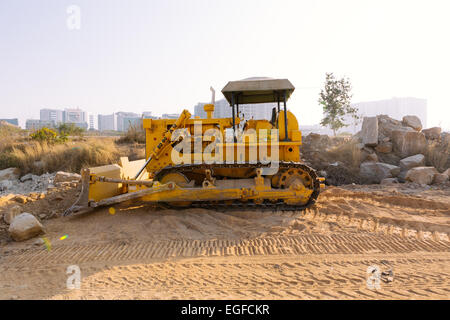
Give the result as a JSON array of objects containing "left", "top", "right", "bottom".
[{"left": 156, "top": 161, "right": 321, "bottom": 210}]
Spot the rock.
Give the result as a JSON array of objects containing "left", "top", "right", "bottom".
[
  {"left": 38, "top": 214, "right": 46, "bottom": 219},
  {"left": 377, "top": 115, "right": 413, "bottom": 140},
  {"left": 33, "top": 238, "right": 44, "bottom": 246},
  {"left": 8, "top": 213, "right": 45, "bottom": 241},
  {"left": 422, "top": 127, "right": 441, "bottom": 140},
  {"left": 397, "top": 170, "right": 408, "bottom": 182},
  {"left": 20, "top": 173, "right": 33, "bottom": 182},
  {"left": 443, "top": 168, "right": 450, "bottom": 177},
  {"left": 360, "top": 162, "right": 401, "bottom": 184},
  {"left": 375, "top": 141, "right": 393, "bottom": 153},
  {"left": 318, "top": 170, "right": 327, "bottom": 178},
  {"left": 0, "top": 168, "right": 20, "bottom": 180},
  {"left": 380, "top": 178, "right": 399, "bottom": 185},
  {"left": 399, "top": 154, "right": 425, "bottom": 171},
  {"left": 3, "top": 205, "right": 22, "bottom": 224},
  {"left": 405, "top": 167, "right": 438, "bottom": 185},
  {"left": 402, "top": 115, "right": 422, "bottom": 131},
  {"left": 54, "top": 171, "right": 81, "bottom": 184},
  {"left": 376, "top": 152, "right": 401, "bottom": 166},
  {"left": 433, "top": 173, "right": 449, "bottom": 184},
  {"left": 0, "top": 180, "right": 13, "bottom": 191},
  {"left": 13, "top": 195, "right": 28, "bottom": 204},
  {"left": 361, "top": 117, "right": 378, "bottom": 147},
  {"left": 391, "top": 130, "right": 427, "bottom": 158},
  {"left": 365, "top": 153, "right": 378, "bottom": 162}
]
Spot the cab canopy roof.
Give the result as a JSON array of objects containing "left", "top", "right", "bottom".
[{"left": 221, "top": 77, "right": 295, "bottom": 105}]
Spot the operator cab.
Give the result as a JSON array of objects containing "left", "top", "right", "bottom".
[{"left": 221, "top": 77, "right": 295, "bottom": 142}]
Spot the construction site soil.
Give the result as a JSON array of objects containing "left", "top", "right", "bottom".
[{"left": 0, "top": 183, "right": 449, "bottom": 300}]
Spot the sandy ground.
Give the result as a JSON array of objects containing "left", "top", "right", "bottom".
[{"left": 0, "top": 184, "right": 449, "bottom": 300}]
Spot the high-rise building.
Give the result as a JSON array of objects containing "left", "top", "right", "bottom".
[
  {"left": 345, "top": 97, "right": 428, "bottom": 134},
  {"left": 40, "top": 109, "right": 64, "bottom": 124},
  {"left": 88, "top": 114, "right": 96, "bottom": 130},
  {"left": 142, "top": 111, "right": 157, "bottom": 119},
  {"left": 63, "top": 108, "right": 88, "bottom": 129},
  {"left": 98, "top": 113, "right": 117, "bottom": 131},
  {"left": 25, "top": 119, "right": 56, "bottom": 130},
  {"left": 116, "top": 112, "right": 140, "bottom": 131}
]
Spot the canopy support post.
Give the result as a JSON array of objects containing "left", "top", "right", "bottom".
[{"left": 283, "top": 90, "right": 289, "bottom": 141}]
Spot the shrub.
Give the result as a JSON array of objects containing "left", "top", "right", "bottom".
[
  {"left": 117, "top": 123, "right": 145, "bottom": 144},
  {"left": 30, "top": 127, "right": 69, "bottom": 144}
]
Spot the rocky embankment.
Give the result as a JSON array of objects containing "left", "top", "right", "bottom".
[{"left": 302, "top": 114, "right": 449, "bottom": 186}]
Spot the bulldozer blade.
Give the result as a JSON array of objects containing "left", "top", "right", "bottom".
[{"left": 89, "top": 184, "right": 173, "bottom": 208}]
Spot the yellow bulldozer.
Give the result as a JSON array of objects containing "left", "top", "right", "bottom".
[{"left": 64, "top": 78, "right": 324, "bottom": 216}]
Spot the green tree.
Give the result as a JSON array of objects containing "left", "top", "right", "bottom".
[
  {"left": 319, "top": 73, "right": 359, "bottom": 136},
  {"left": 57, "top": 123, "right": 84, "bottom": 137}
]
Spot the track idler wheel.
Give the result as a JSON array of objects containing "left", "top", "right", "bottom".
[{"left": 159, "top": 172, "right": 192, "bottom": 207}]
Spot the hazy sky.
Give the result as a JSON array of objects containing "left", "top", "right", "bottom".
[{"left": 1, "top": 0, "right": 449, "bottom": 129}]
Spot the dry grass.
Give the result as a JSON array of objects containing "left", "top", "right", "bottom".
[
  {"left": 1, "top": 139, "right": 120, "bottom": 175},
  {"left": 425, "top": 138, "right": 450, "bottom": 172},
  {"left": 0, "top": 137, "right": 146, "bottom": 175},
  {"left": 325, "top": 139, "right": 362, "bottom": 169},
  {"left": 117, "top": 123, "right": 145, "bottom": 144}
]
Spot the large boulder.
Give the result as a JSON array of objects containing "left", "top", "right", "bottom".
[
  {"left": 0, "top": 168, "right": 20, "bottom": 181},
  {"left": 433, "top": 173, "right": 449, "bottom": 184},
  {"left": 402, "top": 115, "right": 422, "bottom": 131},
  {"left": 443, "top": 168, "right": 450, "bottom": 177},
  {"left": 54, "top": 171, "right": 81, "bottom": 184},
  {"left": 8, "top": 213, "right": 44, "bottom": 241},
  {"left": 375, "top": 141, "right": 393, "bottom": 153},
  {"left": 361, "top": 117, "right": 378, "bottom": 147},
  {"left": 422, "top": 127, "right": 441, "bottom": 140},
  {"left": 360, "top": 162, "right": 401, "bottom": 184},
  {"left": 391, "top": 130, "right": 427, "bottom": 158},
  {"left": 399, "top": 154, "right": 425, "bottom": 171},
  {"left": 365, "top": 153, "right": 379, "bottom": 162},
  {"left": 377, "top": 115, "right": 413, "bottom": 140},
  {"left": 3, "top": 205, "right": 22, "bottom": 224},
  {"left": 405, "top": 167, "right": 438, "bottom": 185},
  {"left": 380, "top": 178, "right": 399, "bottom": 185}
]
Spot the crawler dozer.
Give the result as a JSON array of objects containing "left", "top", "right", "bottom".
[{"left": 64, "top": 78, "right": 324, "bottom": 216}]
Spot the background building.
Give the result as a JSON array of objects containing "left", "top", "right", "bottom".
[
  {"left": 63, "top": 108, "right": 88, "bottom": 129},
  {"left": 98, "top": 113, "right": 117, "bottom": 131},
  {"left": 40, "top": 109, "right": 64, "bottom": 124},
  {"left": 345, "top": 97, "right": 427, "bottom": 134},
  {"left": 25, "top": 119, "right": 56, "bottom": 130},
  {"left": 142, "top": 111, "right": 157, "bottom": 119},
  {"left": 0, "top": 118, "right": 19, "bottom": 126},
  {"left": 161, "top": 113, "right": 180, "bottom": 119},
  {"left": 88, "top": 114, "right": 96, "bottom": 130},
  {"left": 116, "top": 112, "right": 140, "bottom": 132}
]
